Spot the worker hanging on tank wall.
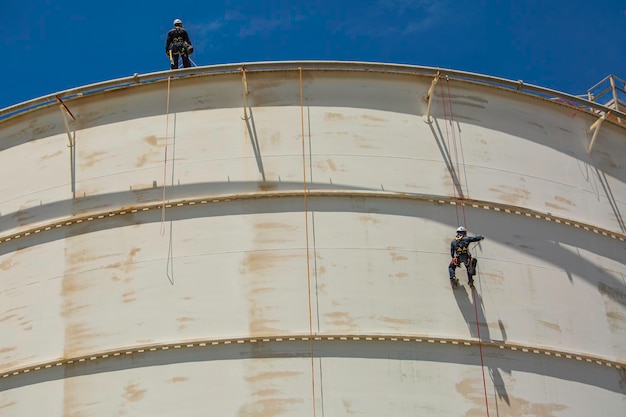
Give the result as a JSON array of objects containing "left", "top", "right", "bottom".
[{"left": 448, "top": 226, "right": 484, "bottom": 289}]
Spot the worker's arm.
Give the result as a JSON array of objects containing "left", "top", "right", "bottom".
[{"left": 165, "top": 31, "right": 171, "bottom": 54}]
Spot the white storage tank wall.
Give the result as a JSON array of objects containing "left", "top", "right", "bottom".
[{"left": 0, "top": 64, "right": 625, "bottom": 416}]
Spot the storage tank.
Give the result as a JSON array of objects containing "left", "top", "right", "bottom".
[{"left": 0, "top": 62, "right": 625, "bottom": 416}]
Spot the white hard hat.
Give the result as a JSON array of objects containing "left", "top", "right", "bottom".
[
  {"left": 456, "top": 226, "right": 467, "bottom": 233},
  {"left": 173, "top": 19, "right": 183, "bottom": 26}
]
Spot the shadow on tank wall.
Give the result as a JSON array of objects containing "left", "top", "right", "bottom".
[
  {"left": 1, "top": 338, "right": 623, "bottom": 399},
  {"left": 1, "top": 70, "right": 622, "bottom": 187},
  {"left": 1, "top": 194, "right": 623, "bottom": 295}
]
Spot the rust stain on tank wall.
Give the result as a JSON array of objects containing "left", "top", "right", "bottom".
[
  {"left": 63, "top": 322, "right": 105, "bottom": 358},
  {"left": 489, "top": 185, "right": 530, "bottom": 205},
  {"left": 326, "top": 159, "right": 342, "bottom": 172},
  {"left": 259, "top": 183, "right": 278, "bottom": 191},
  {"left": 60, "top": 276, "right": 90, "bottom": 302},
  {"left": 170, "top": 376, "right": 189, "bottom": 383},
  {"left": 0, "top": 308, "right": 32, "bottom": 330},
  {"left": 359, "top": 214, "right": 380, "bottom": 224},
  {"left": 40, "top": 149, "right": 63, "bottom": 161},
  {"left": 537, "top": 320, "right": 561, "bottom": 332},
  {"left": 354, "top": 134, "right": 376, "bottom": 149},
  {"left": 361, "top": 115, "right": 387, "bottom": 122},
  {"left": 80, "top": 150, "right": 109, "bottom": 168},
  {"left": 390, "top": 252, "right": 408, "bottom": 262},
  {"left": 325, "top": 311, "right": 357, "bottom": 329},
  {"left": 342, "top": 399, "right": 355, "bottom": 414},
  {"left": 255, "top": 222, "right": 297, "bottom": 231},
  {"left": 122, "top": 291, "right": 136, "bottom": 304},
  {"left": 246, "top": 370, "right": 302, "bottom": 383},
  {"left": 394, "top": 272, "right": 409, "bottom": 278},
  {"left": 135, "top": 149, "right": 160, "bottom": 168},
  {"left": 545, "top": 202, "right": 570, "bottom": 211},
  {"left": 324, "top": 112, "right": 345, "bottom": 121},
  {"left": 457, "top": 376, "right": 567, "bottom": 417},
  {"left": 242, "top": 252, "right": 299, "bottom": 274},
  {"left": 0, "top": 346, "right": 16, "bottom": 357},
  {"left": 253, "top": 386, "right": 282, "bottom": 398},
  {"left": 105, "top": 247, "right": 142, "bottom": 274},
  {"left": 123, "top": 382, "right": 147, "bottom": 402},
  {"left": 249, "top": 317, "right": 283, "bottom": 335},
  {"left": 238, "top": 398, "right": 303, "bottom": 417},
  {"left": 554, "top": 195, "right": 575, "bottom": 206},
  {"left": 0, "top": 257, "right": 16, "bottom": 270},
  {"left": 177, "top": 316, "right": 195, "bottom": 331},
  {"left": 65, "top": 247, "right": 125, "bottom": 275},
  {"left": 143, "top": 134, "right": 166, "bottom": 147},
  {"left": 0, "top": 401, "right": 16, "bottom": 410},
  {"left": 380, "top": 316, "right": 413, "bottom": 325}
]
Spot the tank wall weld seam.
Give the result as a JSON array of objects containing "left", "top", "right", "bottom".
[
  {"left": 2, "top": 333, "right": 623, "bottom": 380},
  {"left": 1, "top": 191, "right": 624, "bottom": 245}
]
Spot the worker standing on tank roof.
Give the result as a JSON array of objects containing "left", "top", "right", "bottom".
[{"left": 165, "top": 19, "right": 193, "bottom": 69}]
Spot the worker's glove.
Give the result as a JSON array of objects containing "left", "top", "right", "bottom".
[
  {"left": 478, "top": 235, "right": 484, "bottom": 241},
  {"left": 452, "top": 256, "right": 459, "bottom": 266}
]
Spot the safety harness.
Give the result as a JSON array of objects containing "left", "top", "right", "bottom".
[
  {"left": 169, "top": 28, "right": 188, "bottom": 55},
  {"left": 453, "top": 235, "right": 469, "bottom": 255}
]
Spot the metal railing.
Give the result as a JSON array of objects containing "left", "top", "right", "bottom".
[
  {"left": 587, "top": 74, "right": 625, "bottom": 113},
  {"left": 1, "top": 61, "right": 626, "bottom": 124}
]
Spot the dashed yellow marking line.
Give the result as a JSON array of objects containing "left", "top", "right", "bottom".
[
  {"left": 1, "top": 191, "right": 624, "bottom": 245},
  {"left": 2, "top": 334, "right": 623, "bottom": 379}
]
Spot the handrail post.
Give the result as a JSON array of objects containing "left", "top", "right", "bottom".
[
  {"left": 55, "top": 95, "right": 76, "bottom": 198},
  {"left": 587, "top": 112, "right": 609, "bottom": 154},
  {"left": 55, "top": 95, "right": 75, "bottom": 147},
  {"left": 241, "top": 66, "right": 250, "bottom": 120},
  {"left": 423, "top": 71, "right": 440, "bottom": 124}
]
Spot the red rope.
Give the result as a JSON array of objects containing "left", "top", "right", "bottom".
[
  {"left": 473, "top": 294, "right": 491, "bottom": 417},
  {"left": 443, "top": 77, "right": 490, "bottom": 416}
]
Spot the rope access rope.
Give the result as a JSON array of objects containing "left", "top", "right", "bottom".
[
  {"left": 300, "top": 67, "right": 317, "bottom": 417},
  {"left": 439, "top": 80, "right": 461, "bottom": 227},
  {"left": 441, "top": 78, "right": 490, "bottom": 416},
  {"left": 472, "top": 285, "right": 491, "bottom": 416},
  {"left": 446, "top": 79, "right": 468, "bottom": 227}
]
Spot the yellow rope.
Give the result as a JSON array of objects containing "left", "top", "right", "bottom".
[{"left": 300, "top": 67, "right": 317, "bottom": 417}]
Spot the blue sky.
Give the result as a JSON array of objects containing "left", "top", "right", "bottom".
[{"left": 1, "top": 0, "right": 624, "bottom": 110}]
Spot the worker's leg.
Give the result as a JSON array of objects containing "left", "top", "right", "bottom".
[
  {"left": 181, "top": 53, "right": 191, "bottom": 68},
  {"left": 448, "top": 260, "right": 457, "bottom": 279},
  {"left": 170, "top": 53, "right": 179, "bottom": 70}
]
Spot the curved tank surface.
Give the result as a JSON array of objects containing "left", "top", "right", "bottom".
[{"left": 1, "top": 62, "right": 625, "bottom": 416}]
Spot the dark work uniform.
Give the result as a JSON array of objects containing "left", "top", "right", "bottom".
[
  {"left": 448, "top": 233, "right": 483, "bottom": 281},
  {"left": 165, "top": 27, "right": 192, "bottom": 69}
]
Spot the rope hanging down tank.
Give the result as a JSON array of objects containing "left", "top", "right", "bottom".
[
  {"left": 440, "top": 77, "right": 490, "bottom": 417},
  {"left": 299, "top": 67, "right": 317, "bottom": 417}
]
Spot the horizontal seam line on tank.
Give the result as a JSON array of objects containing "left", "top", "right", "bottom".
[
  {"left": 2, "top": 333, "right": 623, "bottom": 380},
  {"left": 0, "top": 191, "right": 624, "bottom": 245}
]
